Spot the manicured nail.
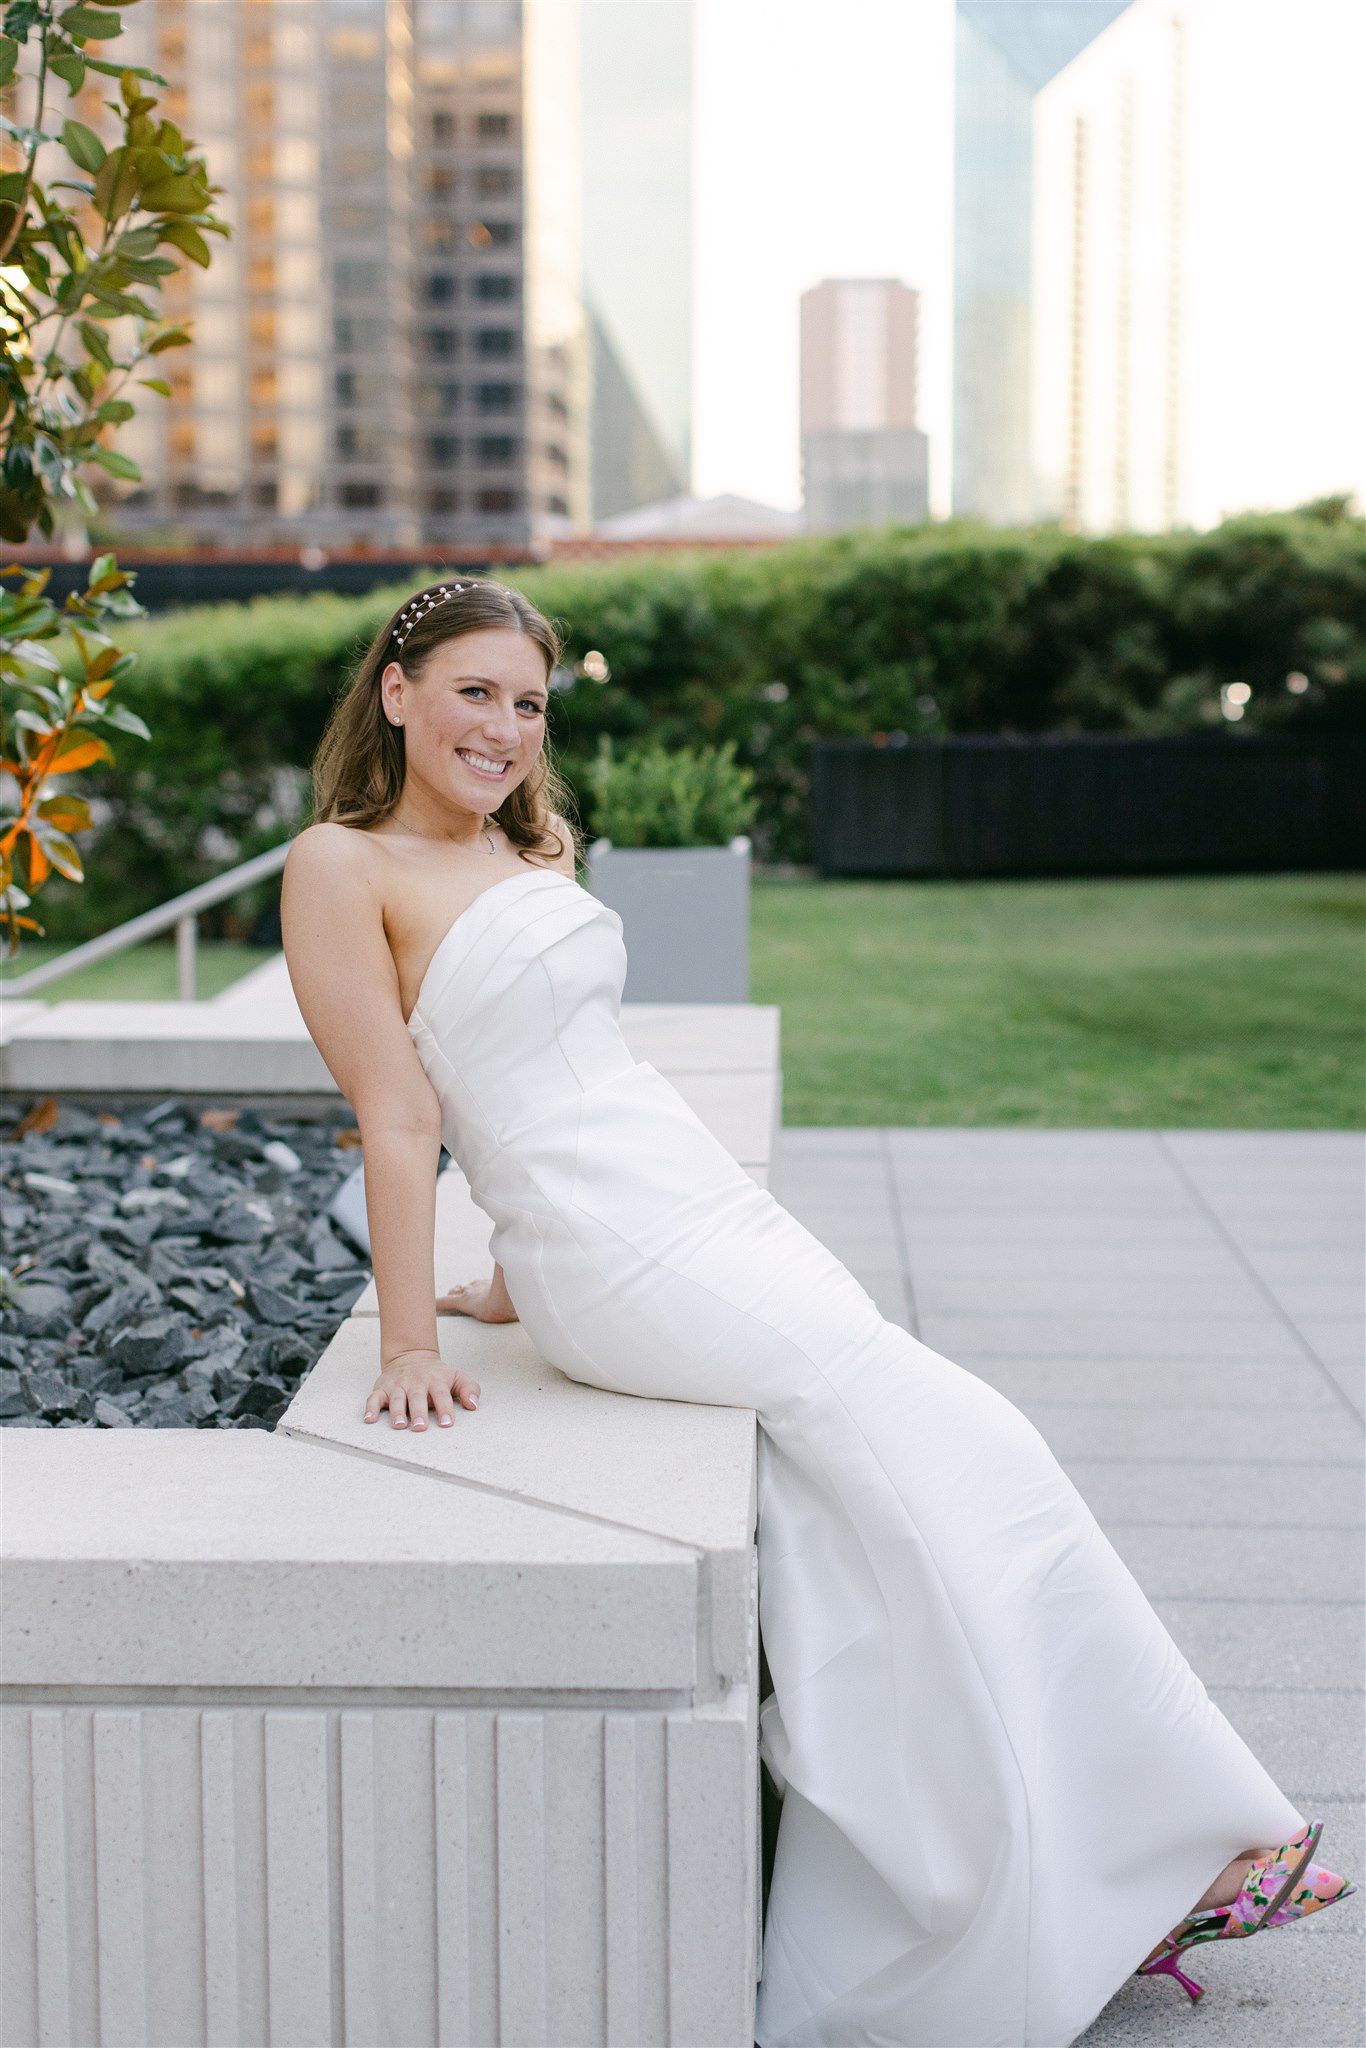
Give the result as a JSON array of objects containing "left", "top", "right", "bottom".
[{"left": 439, "top": 1414, "right": 452, "bottom": 1426}]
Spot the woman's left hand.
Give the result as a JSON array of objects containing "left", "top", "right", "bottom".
[{"left": 437, "top": 1275, "right": 519, "bottom": 1323}]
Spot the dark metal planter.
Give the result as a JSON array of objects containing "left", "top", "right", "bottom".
[{"left": 810, "top": 733, "right": 1366, "bottom": 879}]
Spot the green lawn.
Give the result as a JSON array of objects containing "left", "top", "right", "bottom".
[
  {"left": 0, "top": 939, "right": 277, "bottom": 1003},
  {"left": 751, "top": 873, "right": 1365, "bottom": 1128}
]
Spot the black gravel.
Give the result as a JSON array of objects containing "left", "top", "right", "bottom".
[{"left": 0, "top": 1096, "right": 371, "bottom": 1430}]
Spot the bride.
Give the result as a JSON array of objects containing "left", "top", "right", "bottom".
[{"left": 280, "top": 577, "right": 1351, "bottom": 2047}]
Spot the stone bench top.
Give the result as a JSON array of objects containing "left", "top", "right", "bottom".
[{"left": 1, "top": 1431, "right": 713, "bottom": 1692}]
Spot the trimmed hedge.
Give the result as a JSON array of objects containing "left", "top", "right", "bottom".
[{"left": 32, "top": 504, "right": 1366, "bottom": 937}]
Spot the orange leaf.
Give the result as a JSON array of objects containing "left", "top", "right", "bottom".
[
  {"left": 48, "top": 736, "right": 114, "bottom": 774},
  {"left": 25, "top": 834, "right": 50, "bottom": 887},
  {"left": 8, "top": 1096, "right": 59, "bottom": 1139}
]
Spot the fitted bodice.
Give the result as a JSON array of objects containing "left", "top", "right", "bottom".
[{"left": 404, "top": 868, "right": 638, "bottom": 1188}]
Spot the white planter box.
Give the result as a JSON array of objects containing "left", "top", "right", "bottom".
[{"left": 587, "top": 837, "right": 751, "bottom": 1002}]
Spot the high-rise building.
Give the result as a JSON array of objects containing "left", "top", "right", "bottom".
[
  {"left": 112, "top": 0, "right": 586, "bottom": 553},
  {"left": 580, "top": 0, "right": 693, "bottom": 522},
  {"left": 1031, "top": 0, "right": 1187, "bottom": 532},
  {"left": 800, "top": 279, "right": 929, "bottom": 533},
  {"left": 952, "top": 0, "right": 1131, "bottom": 524}
]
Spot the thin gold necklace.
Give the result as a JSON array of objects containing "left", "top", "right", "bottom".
[{"left": 391, "top": 814, "right": 496, "bottom": 855}]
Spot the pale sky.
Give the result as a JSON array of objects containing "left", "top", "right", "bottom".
[{"left": 689, "top": 0, "right": 1366, "bottom": 524}]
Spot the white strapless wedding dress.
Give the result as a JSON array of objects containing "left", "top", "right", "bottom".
[{"left": 406, "top": 867, "right": 1302, "bottom": 2048}]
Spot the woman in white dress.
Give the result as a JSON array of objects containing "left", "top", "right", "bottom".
[{"left": 281, "top": 579, "right": 1352, "bottom": 2048}]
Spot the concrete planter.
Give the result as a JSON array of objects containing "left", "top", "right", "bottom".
[{"left": 587, "top": 837, "right": 751, "bottom": 1002}]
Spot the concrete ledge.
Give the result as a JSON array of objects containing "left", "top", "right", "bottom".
[{"left": 1, "top": 1433, "right": 702, "bottom": 1693}]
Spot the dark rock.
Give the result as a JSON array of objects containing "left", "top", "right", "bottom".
[
  {"left": 208, "top": 1196, "right": 274, "bottom": 1245},
  {"left": 87, "top": 1281, "right": 160, "bottom": 1336},
  {"left": 229, "top": 1375, "right": 290, "bottom": 1419},
  {"left": 0, "top": 1375, "right": 26, "bottom": 1419},
  {"left": 245, "top": 1279, "right": 299, "bottom": 1326},
  {"left": 102, "top": 1214, "right": 160, "bottom": 1251},
  {"left": 0, "top": 1333, "right": 28, "bottom": 1369},
  {"left": 20, "top": 1368, "right": 92, "bottom": 1421},
  {"left": 104, "top": 1312, "right": 193, "bottom": 1380},
  {"left": 93, "top": 1396, "right": 134, "bottom": 1428}
]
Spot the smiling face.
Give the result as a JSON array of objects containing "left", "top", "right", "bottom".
[{"left": 380, "top": 627, "right": 550, "bottom": 818}]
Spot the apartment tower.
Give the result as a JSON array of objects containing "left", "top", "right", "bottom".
[{"left": 800, "top": 279, "right": 929, "bottom": 532}]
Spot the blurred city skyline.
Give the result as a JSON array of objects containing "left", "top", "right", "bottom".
[{"left": 692, "top": 0, "right": 1365, "bottom": 526}]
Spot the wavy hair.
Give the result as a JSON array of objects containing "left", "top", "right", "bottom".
[{"left": 311, "top": 578, "right": 578, "bottom": 863}]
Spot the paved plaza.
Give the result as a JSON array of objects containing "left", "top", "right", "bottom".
[{"left": 775, "top": 1126, "right": 1364, "bottom": 2047}]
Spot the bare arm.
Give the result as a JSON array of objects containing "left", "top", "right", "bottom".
[{"left": 280, "top": 825, "right": 480, "bottom": 1429}]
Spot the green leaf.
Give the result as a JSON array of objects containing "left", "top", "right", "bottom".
[
  {"left": 138, "top": 172, "right": 203, "bottom": 213},
  {"left": 60, "top": 117, "right": 105, "bottom": 172},
  {"left": 0, "top": 34, "right": 18, "bottom": 83},
  {"left": 48, "top": 47, "right": 85, "bottom": 91},
  {"left": 86, "top": 551, "right": 116, "bottom": 585},
  {"left": 91, "top": 445, "right": 141, "bottom": 481},
  {"left": 93, "top": 701, "right": 149, "bottom": 739},
  {"left": 84, "top": 56, "right": 163, "bottom": 83},
  {"left": 95, "top": 398, "right": 134, "bottom": 423},
  {"left": 32, "top": 825, "right": 84, "bottom": 882},
  {"left": 3, "top": 4, "right": 38, "bottom": 41},
  {"left": 156, "top": 218, "right": 209, "bottom": 266},
  {"left": 58, "top": 7, "right": 123, "bottom": 41},
  {"left": 145, "top": 326, "right": 189, "bottom": 354},
  {"left": 136, "top": 375, "right": 171, "bottom": 396},
  {"left": 92, "top": 145, "right": 139, "bottom": 223},
  {"left": 0, "top": 170, "right": 26, "bottom": 200},
  {"left": 77, "top": 318, "right": 113, "bottom": 370}
]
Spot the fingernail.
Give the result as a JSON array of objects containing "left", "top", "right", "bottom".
[{"left": 440, "top": 1414, "right": 453, "bottom": 1426}]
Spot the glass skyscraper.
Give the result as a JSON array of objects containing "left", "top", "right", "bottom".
[{"left": 953, "top": 0, "right": 1130, "bottom": 523}]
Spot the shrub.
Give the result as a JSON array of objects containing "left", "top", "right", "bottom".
[
  {"left": 31, "top": 505, "right": 1366, "bottom": 936},
  {"left": 588, "top": 737, "right": 757, "bottom": 848}
]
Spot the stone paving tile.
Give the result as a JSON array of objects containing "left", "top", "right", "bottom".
[
  {"left": 915, "top": 1269, "right": 1271, "bottom": 1314},
  {"left": 1151, "top": 1598, "right": 1363, "bottom": 1691},
  {"left": 1103, "top": 1524, "right": 1363, "bottom": 1603},
  {"left": 1010, "top": 1401, "right": 1358, "bottom": 1464},
  {"left": 964, "top": 1354, "right": 1343, "bottom": 1411},
  {"left": 919, "top": 1310, "right": 1316, "bottom": 1362},
  {"left": 1210, "top": 1688, "right": 1364, "bottom": 1801},
  {"left": 1059, "top": 1457, "right": 1365, "bottom": 1530}
]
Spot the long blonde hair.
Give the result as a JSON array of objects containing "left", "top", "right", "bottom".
[{"left": 311, "top": 578, "right": 579, "bottom": 863}]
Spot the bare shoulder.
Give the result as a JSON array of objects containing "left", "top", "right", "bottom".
[{"left": 283, "top": 819, "right": 374, "bottom": 896}]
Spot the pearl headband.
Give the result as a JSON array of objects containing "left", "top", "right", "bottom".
[{"left": 391, "top": 581, "right": 477, "bottom": 655}]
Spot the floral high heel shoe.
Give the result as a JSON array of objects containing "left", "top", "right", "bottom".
[{"left": 1137, "top": 1820, "right": 1357, "bottom": 2002}]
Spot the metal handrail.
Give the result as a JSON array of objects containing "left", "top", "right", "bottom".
[{"left": 1, "top": 839, "right": 293, "bottom": 1000}]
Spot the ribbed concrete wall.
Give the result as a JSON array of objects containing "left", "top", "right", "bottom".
[{"left": 2, "top": 1694, "right": 755, "bottom": 2048}]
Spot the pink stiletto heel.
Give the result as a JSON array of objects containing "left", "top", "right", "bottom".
[{"left": 1137, "top": 1820, "right": 1357, "bottom": 2003}]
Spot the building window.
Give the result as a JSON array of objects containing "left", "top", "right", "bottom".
[
  {"left": 334, "top": 315, "right": 385, "bottom": 353},
  {"left": 423, "top": 219, "right": 460, "bottom": 252},
  {"left": 477, "top": 111, "right": 512, "bottom": 140},
  {"left": 481, "top": 220, "right": 516, "bottom": 248},
  {"left": 334, "top": 260, "right": 380, "bottom": 297},
  {"left": 425, "top": 273, "right": 458, "bottom": 304},
  {"left": 546, "top": 494, "right": 569, "bottom": 517},
  {"left": 418, "top": 381, "right": 461, "bottom": 417},
  {"left": 477, "top": 434, "right": 516, "bottom": 465},
  {"left": 340, "top": 481, "right": 382, "bottom": 508},
  {"left": 430, "top": 109, "right": 454, "bottom": 145},
  {"left": 252, "top": 481, "right": 278, "bottom": 509},
  {"left": 476, "top": 487, "right": 518, "bottom": 513},
  {"left": 426, "top": 434, "right": 460, "bottom": 464},
  {"left": 426, "top": 166, "right": 456, "bottom": 202},
  {"left": 424, "top": 327, "right": 459, "bottom": 360},
  {"left": 426, "top": 487, "right": 460, "bottom": 514},
  {"left": 476, "top": 380, "right": 516, "bottom": 412},
  {"left": 475, "top": 328, "right": 515, "bottom": 359},
  {"left": 474, "top": 273, "right": 515, "bottom": 302},
  {"left": 476, "top": 166, "right": 515, "bottom": 197},
  {"left": 335, "top": 368, "right": 356, "bottom": 405},
  {"left": 544, "top": 441, "right": 568, "bottom": 469}
]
